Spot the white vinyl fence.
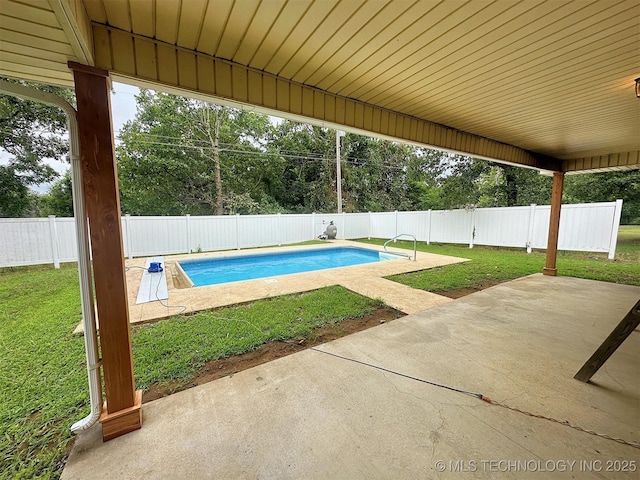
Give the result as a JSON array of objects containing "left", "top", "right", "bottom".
[{"left": 0, "top": 200, "right": 623, "bottom": 268}]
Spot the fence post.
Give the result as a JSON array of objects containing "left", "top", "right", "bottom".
[
  {"left": 236, "top": 213, "right": 241, "bottom": 250},
  {"left": 342, "top": 211, "right": 346, "bottom": 239},
  {"left": 607, "top": 199, "right": 624, "bottom": 260},
  {"left": 368, "top": 212, "right": 372, "bottom": 240},
  {"left": 526, "top": 204, "right": 537, "bottom": 253},
  {"left": 277, "top": 213, "right": 282, "bottom": 246},
  {"left": 468, "top": 209, "right": 475, "bottom": 249},
  {"left": 124, "top": 214, "right": 133, "bottom": 259},
  {"left": 427, "top": 209, "right": 432, "bottom": 245},
  {"left": 394, "top": 210, "right": 398, "bottom": 238},
  {"left": 311, "top": 212, "right": 316, "bottom": 239},
  {"left": 185, "top": 214, "right": 191, "bottom": 253},
  {"left": 48, "top": 215, "right": 60, "bottom": 269}
]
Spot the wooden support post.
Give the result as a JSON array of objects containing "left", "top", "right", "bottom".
[
  {"left": 68, "top": 62, "right": 142, "bottom": 441},
  {"left": 543, "top": 172, "right": 564, "bottom": 276},
  {"left": 574, "top": 299, "right": 640, "bottom": 382}
]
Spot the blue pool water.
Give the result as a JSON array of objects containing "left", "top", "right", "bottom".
[{"left": 179, "top": 247, "right": 397, "bottom": 286}]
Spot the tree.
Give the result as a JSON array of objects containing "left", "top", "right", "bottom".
[
  {"left": 267, "top": 121, "right": 335, "bottom": 212},
  {"left": 117, "top": 91, "right": 274, "bottom": 215},
  {"left": 404, "top": 153, "right": 555, "bottom": 210},
  {"left": 0, "top": 77, "right": 74, "bottom": 217},
  {"left": 341, "top": 135, "right": 429, "bottom": 212},
  {"left": 498, "top": 166, "right": 553, "bottom": 206},
  {"left": 427, "top": 155, "right": 491, "bottom": 209},
  {"left": 0, "top": 165, "right": 30, "bottom": 217},
  {"left": 41, "top": 170, "right": 74, "bottom": 217},
  {"left": 266, "top": 128, "right": 443, "bottom": 214},
  {"left": 472, "top": 165, "right": 553, "bottom": 208}
]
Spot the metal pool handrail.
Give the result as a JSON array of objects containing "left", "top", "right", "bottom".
[{"left": 383, "top": 234, "right": 417, "bottom": 261}]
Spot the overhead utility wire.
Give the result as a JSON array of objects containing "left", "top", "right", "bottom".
[
  {"left": 124, "top": 139, "right": 334, "bottom": 162},
  {"left": 118, "top": 138, "right": 412, "bottom": 171},
  {"left": 115, "top": 131, "right": 330, "bottom": 158},
  {"left": 114, "top": 132, "right": 428, "bottom": 167}
]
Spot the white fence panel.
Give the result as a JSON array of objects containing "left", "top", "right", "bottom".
[
  {"left": 238, "top": 215, "right": 279, "bottom": 249},
  {"left": 370, "top": 212, "right": 396, "bottom": 239},
  {"left": 474, "top": 206, "right": 531, "bottom": 248},
  {"left": 56, "top": 218, "right": 78, "bottom": 262},
  {"left": 531, "top": 205, "right": 551, "bottom": 249},
  {"left": 343, "top": 213, "right": 371, "bottom": 239},
  {"left": 128, "top": 216, "right": 188, "bottom": 256},
  {"left": 397, "top": 211, "right": 430, "bottom": 242},
  {"left": 530, "top": 202, "right": 619, "bottom": 253},
  {"left": 430, "top": 210, "right": 473, "bottom": 245},
  {"left": 557, "top": 203, "right": 618, "bottom": 253},
  {"left": 189, "top": 215, "right": 238, "bottom": 252},
  {"left": 279, "top": 214, "right": 313, "bottom": 245},
  {"left": 121, "top": 217, "right": 130, "bottom": 258},
  {"left": 0, "top": 218, "right": 52, "bottom": 266}
]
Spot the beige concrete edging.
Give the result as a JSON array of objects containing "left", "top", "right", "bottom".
[{"left": 75, "top": 240, "right": 467, "bottom": 333}]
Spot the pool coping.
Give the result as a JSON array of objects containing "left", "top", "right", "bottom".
[
  {"left": 174, "top": 244, "right": 413, "bottom": 287},
  {"left": 74, "top": 240, "right": 469, "bottom": 333}
]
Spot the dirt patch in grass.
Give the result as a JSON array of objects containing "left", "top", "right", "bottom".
[
  {"left": 141, "top": 283, "right": 506, "bottom": 403},
  {"left": 143, "top": 305, "right": 403, "bottom": 403},
  {"left": 435, "top": 280, "right": 504, "bottom": 299}
]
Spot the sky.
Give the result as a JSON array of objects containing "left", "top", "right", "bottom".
[{"left": 111, "top": 82, "right": 139, "bottom": 135}]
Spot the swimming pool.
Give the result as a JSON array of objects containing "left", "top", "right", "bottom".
[{"left": 178, "top": 247, "right": 399, "bottom": 286}]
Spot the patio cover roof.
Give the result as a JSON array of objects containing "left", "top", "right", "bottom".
[{"left": 1, "top": 0, "right": 639, "bottom": 174}]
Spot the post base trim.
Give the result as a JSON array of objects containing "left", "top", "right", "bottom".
[
  {"left": 542, "top": 267, "right": 558, "bottom": 276},
  {"left": 99, "top": 390, "right": 143, "bottom": 441}
]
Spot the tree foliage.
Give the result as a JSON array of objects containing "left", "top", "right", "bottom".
[
  {"left": 117, "top": 91, "right": 274, "bottom": 215},
  {"left": 40, "top": 170, "right": 74, "bottom": 217},
  {"left": 0, "top": 77, "right": 74, "bottom": 217},
  {"left": 341, "top": 135, "right": 419, "bottom": 212},
  {"left": 266, "top": 121, "right": 335, "bottom": 212},
  {"left": 403, "top": 155, "right": 553, "bottom": 210},
  {"left": 0, "top": 165, "right": 30, "bottom": 217}
]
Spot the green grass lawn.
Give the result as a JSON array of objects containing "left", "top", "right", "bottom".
[
  {"left": 0, "top": 270, "right": 380, "bottom": 480},
  {"left": 1, "top": 227, "right": 638, "bottom": 479},
  {"left": 132, "top": 286, "right": 380, "bottom": 391},
  {"left": 616, "top": 225, "right": 640, "bottom": 257},
  {"left": 358, "top": 225, "right": 640, "bottom": 292},
  {"left": 0, "top": 265, "right": 86, "bottom": 480}
]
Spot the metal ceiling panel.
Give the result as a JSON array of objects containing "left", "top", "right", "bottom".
[{"left": 0, "top": 0, "right": 638, "bottom": 169}]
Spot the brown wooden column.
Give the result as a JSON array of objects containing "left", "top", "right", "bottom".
[
  {"left": 543, "top": 171, "right": 565, "bottom": 276},
  {"left": 68, "top": 62, "right": 142, "bottom": 441}
]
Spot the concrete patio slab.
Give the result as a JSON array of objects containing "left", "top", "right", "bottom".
[{"left": 62, "top": 275, "right": 640, "bottom": 479}]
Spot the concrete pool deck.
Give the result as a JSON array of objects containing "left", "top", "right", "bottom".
[
  {"left": 62, "top": 275, "right": 640, "bottom": 479},
  {"left": 75, "top": 240, "right": 468, "bottom": 332}
]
